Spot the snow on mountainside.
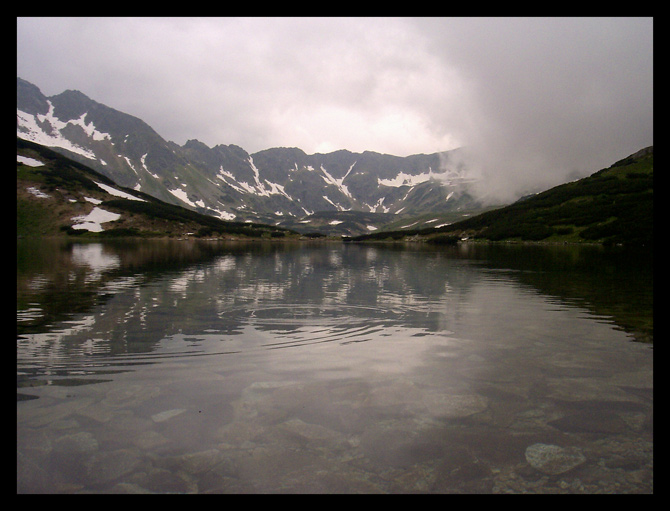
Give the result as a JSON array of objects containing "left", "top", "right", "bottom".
[{"left": 17, "top": 77, "right": 483, "bottom": 235}]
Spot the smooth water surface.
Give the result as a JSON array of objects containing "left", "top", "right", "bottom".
[{"left": 17, "top": 239, "right": 653, "bottom": 493}]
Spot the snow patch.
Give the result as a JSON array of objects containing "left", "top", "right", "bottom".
[
  {"left": 217, "top": 162, "right": 293, "bottom": 201},
  {"left": 216, "top": 167, "right": 248, "bottom": 194},
  {"left": 209, "top": 206, "right": 236, "bottom": 221},
  {"left": 168, "top": 187, "right": 197, "bottom": 207},
  {"left": 140, "top": 153, "right": 149, "bottom": 171},
  {"left": 378, "top": 168, "right": 445, "bottom": 188},
  {"left": 139, "top": 154, "right": 159, "bottom": 178},
  {"left": 27, "top": 186, "right": 50, "bottom": 199},
  {"left": 322, "top": 195, "right": 337, "bottom": 208},
  {"left": 70, "top": 112, "right": 112, "bottom": 142},
  {"left": 17, "top": 155, "right": 44, "bottom": 167},
  {"left": 17, "top": 107, "right": 97, "bottom": 160},
  {"left": 71, "top": 207, "right": 121, "bottom": 232},
  {"left": 265, "top": 180, "right": 293, "bottom": 200},
  {"left": 94, "top": 181, "right": 145, "bottom": 201},
  {"left": 248, "top": 157, "right": 270, "bottom": 196},
  {"left": 320, "top": 165, "right": 353, "bottom": 198},
  {"left": 368, "top": 197, "right": 389, "bottom": 213},
  {"left": 16, "top": 102, "right": 111, "bottom": 160},
  {"left": 219, "top": 211, "right": 236, "bottom": 221},
  {"left": 123, "top": 156, "right": 139, "bottom": 175}
]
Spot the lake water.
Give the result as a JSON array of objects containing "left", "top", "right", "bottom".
[{"left": 17, "top": 239, "right": 653, "bottom": 493}]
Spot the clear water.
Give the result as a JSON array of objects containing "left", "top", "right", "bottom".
[{"left": 17, "top": 239, "right": 653, "bottom": 493}]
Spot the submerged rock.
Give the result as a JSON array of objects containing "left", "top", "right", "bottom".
[
  {"left": 151, "top": 408, "right": 186, "bottom": 423},
  {"left": 84, "top": 448, "right": 143, "bottom": 485},
  {"left": 524, "top": 443, "right": 586, "bottom": 475}
]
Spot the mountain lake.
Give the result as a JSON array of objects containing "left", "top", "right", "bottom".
[{"left": 17, "top": 238, "right": 653, "bottom": 493}]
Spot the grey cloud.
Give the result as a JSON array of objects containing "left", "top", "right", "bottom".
[
  {"left": 17, "top": 17, "right": 652, "bottom": 202},
  {"left": 412, "top": 17, "right": 653, "bottom": 201}
]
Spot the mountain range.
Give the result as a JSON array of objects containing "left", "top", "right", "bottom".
[{"left": 17, "top": 77, "right": 484, "bottom": 236}]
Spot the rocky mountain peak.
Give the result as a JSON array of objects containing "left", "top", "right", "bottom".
[{"left": 17, "top": 77, "right": 481, "bottom": 235}]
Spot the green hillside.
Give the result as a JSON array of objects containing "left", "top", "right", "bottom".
[
  {"left": 350, "top": 147, "right": 653, "bottom": 248},
  {"left": 17, "top": 138, "right": 298, "bottom": 240}
]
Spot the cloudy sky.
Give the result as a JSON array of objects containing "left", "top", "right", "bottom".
[{"left": 17, "top": 17, "right": 653, "bottom": 201}]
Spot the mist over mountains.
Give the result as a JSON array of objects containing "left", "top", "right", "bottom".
[{"left": 17, "top": 77, "right": 498, "bottom": 234}]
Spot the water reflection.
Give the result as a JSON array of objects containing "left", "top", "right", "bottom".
[
  {"left": 456, "top": 243, "right": 653, "bottom": 343},
  {"left": 17, "top": 240, "right": 652, "bottom": 391},
  {"left": 17, "top": 240, "right": 653, "bottom": 493}
]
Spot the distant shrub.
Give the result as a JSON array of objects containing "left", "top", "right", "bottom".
[
  {"left": 428, "top": 234, "right": 460, "bottom": 245},
  {"left": 520, "top": 224, "right": 554, "bottom": 241},
  {"left": 553, "top": 226, "right": 574, "bottom": 236},
  {"left": 104, "top": 227, "right": 141, "bottom": 237},
  {"left": 196, "top": 226, "right": 214, "bottom": 237},
  {"left": 60, "top": 225, "right": 85, "bottom": 235}
]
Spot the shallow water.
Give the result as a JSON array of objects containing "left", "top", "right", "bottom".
[{"left": 17, "top": 239, "right": 653, "bottom": 493}]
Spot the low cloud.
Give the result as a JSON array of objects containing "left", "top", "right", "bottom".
[
  {"left": 417, "top": 17, "right": 653, "bottom": 202},
  {"left": 18, "top": 17, "right": 652, "bottom": 203}
]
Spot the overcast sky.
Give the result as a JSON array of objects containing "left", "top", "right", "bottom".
[{"left": 17, "top": 17, "right": 653, "bottom": 202}]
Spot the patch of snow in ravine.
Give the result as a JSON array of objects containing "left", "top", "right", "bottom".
[
  {"left": 378, "top": 169, "right": 443, "bottom": 188},
  {"left": 94, "top": 181, "right": 145, "bottom": 201},
  {"left": 168, "top": 187, "right": 197, "bottom": 208}
]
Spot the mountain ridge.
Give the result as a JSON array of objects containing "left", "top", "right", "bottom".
[
  {"left": 17, "top": 137, "right": 298, "bottom": 240},
  {"left": 17, "top": 77, "right": 484, "bottom": 235}
]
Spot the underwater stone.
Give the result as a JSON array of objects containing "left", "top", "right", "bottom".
[{"left": 525, "top": 443, "right": 586, "bottom": 475}]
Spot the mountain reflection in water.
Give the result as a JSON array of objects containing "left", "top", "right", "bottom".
[{"left": 17, "top": 239, "right": 652, "bottom": 493}]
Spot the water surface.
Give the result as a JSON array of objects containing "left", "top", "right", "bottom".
[{"left": 17, "top": 239, "right": 653, "bottom": 493}]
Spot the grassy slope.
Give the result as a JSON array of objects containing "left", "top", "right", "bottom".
[{"left": 351, "top": 147, "right": 653, "bottom": 248}]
